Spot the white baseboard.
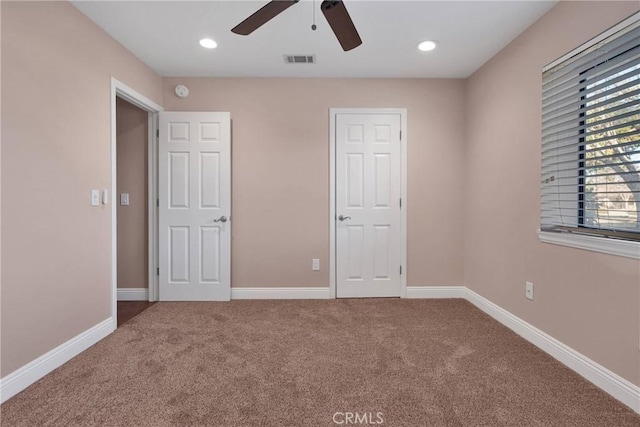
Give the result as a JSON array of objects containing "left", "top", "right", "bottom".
[
  {"left": 463, "top": 288, "right": 640, "bottom": 413},
  {"left": 231, "top": 287, "right": 331, "bottom": 300},
  {"left": 117, "top": 288, "right": 149, "bottom": 301},
  {"left": 0, "top": 318, "right": 114, "bottom": 404},
  {"left": 406, "top": 286, "right": 466, "bottom": 299}
]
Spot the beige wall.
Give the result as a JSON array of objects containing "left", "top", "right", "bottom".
[
  {"left": 0, "top": 2, "right": 3, "bottom": 369},
  {"left": 116, "top": 98, "right": 148, "bottom": 289},
  {"left": 162, "top": 78, "right": 466, "bottom": 288},
  {"left": 1, "top": 1, "right": 162, "bottom": 376},
  {"left": 0, "top": 0, "right": 2, "bottom": 362},
  {"left": 2, "top": 0, "right": 637, "bottom": 397},
  {"left": 465, "top": 1, "right": 640, "bottom": 386}
]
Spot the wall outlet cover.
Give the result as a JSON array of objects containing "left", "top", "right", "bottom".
[{"left": 526, "top": 282, "right": 534, "bottom": 301}]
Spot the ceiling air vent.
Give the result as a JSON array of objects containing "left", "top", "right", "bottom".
[{"left": 284, "top": 55, "right": 316, "bottom": 64}]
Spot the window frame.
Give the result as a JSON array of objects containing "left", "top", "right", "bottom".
[
  {"left": 539, "top": 12, "right": 640, "bottom": 258},
  {"left": 537, "top": 229, "right": 639, "bottom": 259}
]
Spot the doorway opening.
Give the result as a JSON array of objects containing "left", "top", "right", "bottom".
[
  {"left": 115, "top": 97, "right": 154, "bottom": 326},
  {"left": 110, "top": 78, "right": 163, "bottom": 329}
]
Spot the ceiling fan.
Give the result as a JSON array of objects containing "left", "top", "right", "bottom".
[{"left": 231, "top": 0, "right": 362, "bottom": 52}]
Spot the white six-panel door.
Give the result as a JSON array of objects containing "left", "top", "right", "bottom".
[
  {"left": 335, "top": 113, "right": 403, "bottom": 298},
  {"left": 158, "top": 112, "right": 231, "bottom": 301}
]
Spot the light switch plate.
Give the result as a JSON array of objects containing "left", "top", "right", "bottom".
[
  {"left": 91, "top": 190, "right": 100, "bottom": 206},
  {"left": 120, "top": 193, "right": 130, "bottom": 206},
  {"left": 312, "top": 259, "right": 320, "bottom": 271}
]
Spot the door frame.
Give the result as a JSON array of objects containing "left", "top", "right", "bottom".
[
  {"left": 328, "top": 108, "right": 408, "bottom": 299},
  {"left": 110, "top": 78, "right": 163, "bottom": 329}
]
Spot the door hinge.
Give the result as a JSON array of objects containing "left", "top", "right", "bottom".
[
  {"left": 157, "top": 199, "right": 159, "bottom": 207},
  {"left": 400, "top": 198, "right": 402, "bottom": 208},
  {"left": 157, "top": 267, "right": 159, "bottom": 276},
  {"left": 400, "top": 266, "right": 403, "bottom": 275},
  {"left": 156, "top": 129, "right": 159, "bottom": 138},
  {"left": 399, "top": 130, "right": 402, "bottom": 140}
]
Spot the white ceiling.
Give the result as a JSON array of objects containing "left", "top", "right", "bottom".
[{"left": 71, "top": 0, "right": 557, "bottom": 78}]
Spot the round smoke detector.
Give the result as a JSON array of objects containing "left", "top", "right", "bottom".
[{"left": 175, "top": 84, "right": 190, "bottom": 99}]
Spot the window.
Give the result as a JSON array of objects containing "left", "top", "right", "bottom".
[{"left": 541, "top": 14, "right": 640, "bottom": 246}]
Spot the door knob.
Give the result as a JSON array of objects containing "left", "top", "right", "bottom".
[
  {"left": 338, "top": 215, "right": 351, "bottom": 221},
  {"left": 213, "top": 216, "right": 228, "bottom": 223}
]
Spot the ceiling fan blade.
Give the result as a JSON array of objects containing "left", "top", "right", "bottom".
[
  {"left": 231, "top": 0, "right": 300, "bottom": 35},
  {"left": 321, "top": 0, "right": 362, "bottom": 51}
]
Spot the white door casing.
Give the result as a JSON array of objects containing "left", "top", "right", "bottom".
[
  {"left": 158, "top": 112, "right": 231, "bottom": 301},
  {"left": 334, "top": 111, "right": 405, "bottom": 298}
]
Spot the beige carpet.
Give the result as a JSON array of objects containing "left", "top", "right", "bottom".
[{"left": 1, "top": 299, "right": 638, "bottom": 426}]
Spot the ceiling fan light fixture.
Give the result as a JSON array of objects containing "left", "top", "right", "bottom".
[
  {"left": 418, "top": 40, "right": 437, "bottom": 52},
  {"left": 199, "top": 38, "right": 218, "bottom": 49}
]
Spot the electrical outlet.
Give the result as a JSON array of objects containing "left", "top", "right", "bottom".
[
  {"left": 312, "top": 259, "right": 320, "bottom": 271},
  {"left": 525, "top": 282, "right": 534, "bottom": 301}
]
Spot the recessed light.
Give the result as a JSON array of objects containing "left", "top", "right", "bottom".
[
  {"left": 199, "top": 38, "right": 218, "bottom": 49},
  {"left": 418, "top": 40, "right": 437, "bottom": 52}
]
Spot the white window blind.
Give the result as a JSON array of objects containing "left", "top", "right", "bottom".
[{"left": 541, "top": 13, "right": 640, "bottom": 241}]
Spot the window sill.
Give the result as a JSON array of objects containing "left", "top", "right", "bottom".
[{"left": 538, "top": 230, "right": 640, "bottom": 260}]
